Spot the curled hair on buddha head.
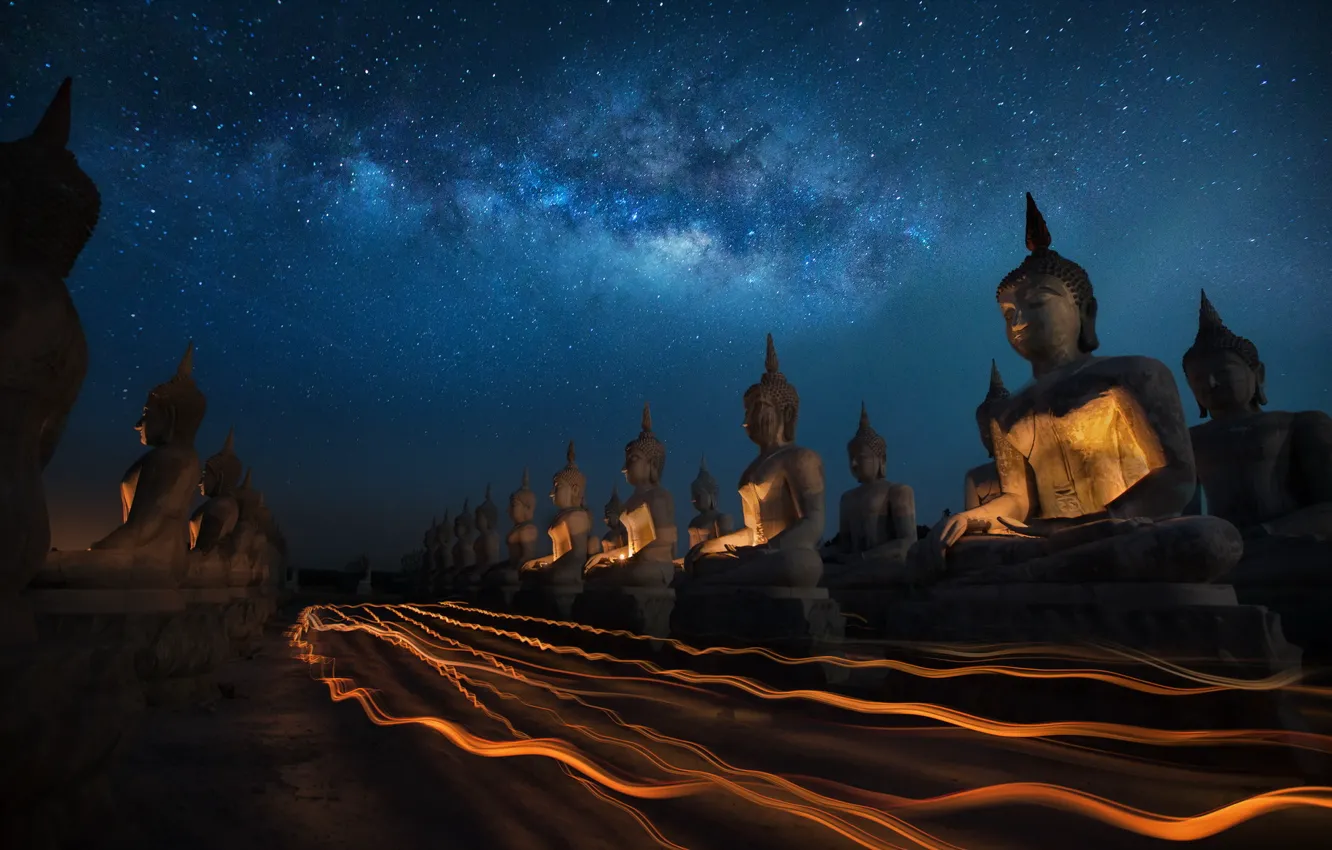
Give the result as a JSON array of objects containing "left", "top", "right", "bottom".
[
  {"left": 846, "top": 402, "right": 887, "bottom": 466},
  {"left": 996, "top": 193, "right": 1099, "bottom": 353},
  {"left": 510, "top": 467, "right": 537, "bottom": 513},
  {"left": 1182, "top": 289, "right": 1266, "bottom": 418},
  {"left": 742, "top": 333, "right": 801, "bottom": 439},
  {"left": 624, "top": 402, "right": 666, "bottom": 483},
  {"left": 690, "top": 454, "right": 718, "bottom": 502},
  {"left": 551, "top": 440, "right": 587, "bottom": 505}
]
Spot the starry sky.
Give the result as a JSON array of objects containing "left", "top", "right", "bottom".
[{"left": 4, "top": 0, "right": 1329, "bottom": 570}]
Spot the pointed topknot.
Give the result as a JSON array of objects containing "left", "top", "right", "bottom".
[
  {"left": 462, "top": 497, "right": 470, "bottom": 513},
  {"left": 699, "top": 453, "right": 709, "bottom": 472},
  {"left": 442, "top": 509, "right": 450, "bottom": 525},
  {"left": 177, "top": 341, "right": 195, "bottom": 378},
  {"left": 485, "top": 482, "right": 492, "bottom": 499},
  {"left": 641, "top": 402, "right": 653, "bottom": 433},
  {"left": 986, "top": 359, "right": 1009, "bottom": 402},
  {"left": 1199, "top": 288, "right": 1224, "bottom": 330},
  {"left": 222, "top": 426, "right": 235, "bottom": 453},
  {"left": 240, "top": 468, "right": 252, "bottom": 489},
  {"left": 1024, "top": 192, "right": 1052, "bottom": 253},
  {"left": 566, "top": 440, "right": 577, "bottom": 467},
  {"left": 858, "top": 401, "right": 870, "bottom": 429},
  {"left": 33, "top": 77, "right": 72, "bottom": 148},
  {"left": 521, "top": 467, "right": 530, "bottom": 488},
  {"left": 764, "top": 333, "right": 779, "bottom": 374}
]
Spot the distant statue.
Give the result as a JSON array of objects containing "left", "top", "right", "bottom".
[
  {"left": 1182, "top": 290, "right": 1332, "bottom": 546},
  {"left": 683, "top": 335, "right": 826, "bottom": 587},
  {"left": 433, "top": 509, "right": 455, "bottom": 592},
  {"left": 600, "top": 486, "right": 628, "bottom": 553},
  {"left": 451, "top": 499, "right": 478, "bottom": 573},
  {"left": 964, "top": 361, "right": 1010, "bottom": 511},
  {"left": 821, "top": 403, "right": 917, "bottom": 587},
  {"left": 477, "top": 483, "right": 500, "bottom": 538},
  {"left": 190, "top": 427, "right": 242, "bottom": 553},
  {"left": 421, "top": 517, "right": 440, "bottom": 595},
  {"left": 472, "top": 496, "right": 503, "bottom": 575},
  {"left": 0, "top": 78, "right": 101, "bottom": 597},
  {"left": 686, "top": 455, "right": 734, "bottom": 548},
  {"left": 586, "top": 403, "right": 678, "bottom": 588},
  {"left": 483, "top": 469, "right": 541, "bottom": 588},
  {"left": 520, "top": 441, "right": 593, "bottom": 587},
  {"left": 912, "top": 194, "right": 1241, "bottom": 583}
]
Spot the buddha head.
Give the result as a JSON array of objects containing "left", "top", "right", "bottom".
[
  {"left": 509, "top": 468, "right": 537, "bottom": 525},
  {"left": 743, "top": 334, "right": 800, "bottom": 448},
  {"left": 550, "top": 440, "right": 586, "bottom": 509},
  {"left": 0, "top": 78, "right": 101, "bottom": 279},
  {"left": 623, "top": 402, "right": 666, "bottom": 486},
  {"left": 603, "top": 486, "right": 624, "bottom": 531},
  {"left": 690, "top": 455, "right": 718, "bottom": 513},
  {"left": 1182, "top": 289, "right": 1266, "bottom": 419},
  {"left": 974, "top": 360, "right": 1011, "bottom": 458},
  {"left": 454, "top": 501, "right": 473, "bottom": 536},
  {"left": 436, "top": 510, "right": 454, "bottom": 544},
  {"left": 423, "top": 518, "right": 436, "bottom": 550},
  {"left": 846, "top": 402, "right": 887, "bottom": 483},
  {"left": 137, "top": 342, "right": 207, "bottom": 447},
  {"left": 201, "top": 426, "right": 243, "bottom": 497},
  {"left": 996, "top": 194, "right": 1099, "bottom": 367},
  {"left": 474, "top": 499, "right": 492, "bottom": 534},
  {"left": 478, "top": 483, "right": 500, "bottom": 531}
]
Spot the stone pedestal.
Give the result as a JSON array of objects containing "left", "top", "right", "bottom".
[
  {"left": 573, "top": 586, "right": 675, "bottom": 638},
  {"left": 671, "top": 585, "right": 845, "bottom": 649},
  {"left": 476, "top": 582, "right": 521, "bottom": 612},
  {"left": 219, "top": 586, "right": 271, "bottom": 658},
  {"left": 512, "top": 584, "right": 582, "bottom": 621},
  {"left": 26, "top": 587, "right": 225, "bottom": 708},
  {"left": 1227, "top": 536, "right": 1332, "bottom": 667}
]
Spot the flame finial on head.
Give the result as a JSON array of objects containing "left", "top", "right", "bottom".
[
  {"left": 1024, "top": 192, "right": 1052, "bottom": 253},
  {"left": 33, "top": 77, "right": 72, "bottom": 148},
  {"left": 521, "top": 467, "right": 530, "bottom": 488},
  {"left": 765, "top": 332, "right": 779, "bottom": 374},
  {"left": 177, "top": 340, "right": 194, "bottom": 378},
  {"left": 986, "top": 359, "right": 1010, "bottom": 403},
  {"left": 998, "top": 193, "right": 1093, "bottom": 310}
]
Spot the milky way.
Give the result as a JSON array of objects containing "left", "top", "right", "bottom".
[{"left": 4, "top": 0, "right": 1329, "bottom": 566}]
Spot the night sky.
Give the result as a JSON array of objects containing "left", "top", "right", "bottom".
[{"left": 4, "top": 0, "right": 1329, "bottom": 570}]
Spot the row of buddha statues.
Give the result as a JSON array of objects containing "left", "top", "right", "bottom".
[{"left": 415, "top": 194, "right": 1330, "bottom": 601}]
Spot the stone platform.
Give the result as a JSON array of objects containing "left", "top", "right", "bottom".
[
  {"left": 572, "top": 586, "right": 675, "bottom": 639},
  {"left": 511, "top": 584, "right": 582, "bottom": 621},
  {"left": 671, "top": 585, "right": 845, "bottom": 649},
  {"left": 26, "top": 587, "right": 227, "bottom": 707},
  {"left": 475, "top": 582, "right": 521, "bottom": 612}
]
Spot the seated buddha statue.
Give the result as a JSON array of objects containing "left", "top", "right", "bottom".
[
  {"left": 451, "top": 500, "right": 479, "bottom": 577},
  {"left": 821, "top": 403, "right": 917, "bottom": 588},
  {"left": 478, "top": 483, "right": 500, "bottom": 537},
  {"left": 484, "top": 469, "right": 541, "bottom": 587},
  {"left": 682, "top": 335, "right": 826, "bottom": 588},
  {"left": 421, "top": 517, "right": 440, "bottom": 593},
  {"left": 912, "top": 194, "right": 1242, "bottom": 583},
  {"left": 964, "top": 361, "right": 1010, "bottom": 511},
  {"left": 1182, "top": 290, "right": 1332, "bottom": 579},
  {"left": 585, "top": 403, "right": 679, "bottom": 588},
  {"left": 686, "top": 455, "right": 735, "bottom": 548},
  {"left": 472, "top": 496, "right": 504, "bottom": 577},
  {"left": 600, "top": 486, "right": 628, "bottom": 553},
  {"left": 433, "top": 509, "right": 455, "bottom": 592},
  {"left": 520, "top": 441, "right": 593, "bottom": 587},
  {"left": 190, "top": 427, "right": 242, "bottom": 554},
  {"left": 1, "top": 78, "right": 102, "bottom": 601},
  {"left": 37, "top": 343, "right": 208, "bottom": 589}
]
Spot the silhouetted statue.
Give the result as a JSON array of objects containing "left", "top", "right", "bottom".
[
  {"left": 964, "top": 361, "right": 1010, "bottom": 510},
  {"left": 599, "top": 486, "right": 628, "bottom": 553},
  {"left": 520, "top": 441, "right": 593, "bottom": 587},
  {"left": 686, "top": 455, "right": 734, "bottom": 548},
  {"left": 190, "top": 427, "right": 242, "bottom": 553}
]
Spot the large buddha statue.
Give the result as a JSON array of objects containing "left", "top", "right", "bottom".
[
  {"left": 190, "top": 427, "right": 242, "bottom": 554},
  {"left": 913, "top": 194, "right": 1241, "bottom": 583},
  {"left": 520, "top": 441, "right": 593, "bottom": 587},
  {"left": 39, "top": 343, "right": 208, "bottom": 588},
  {"left": 1182, "top": 290, "right": 1332, "bottom": 547},
  {"left": 964, "top": 361, "right": 1010, "bottom": 510},
  {"left": 686, "top": 456, "right": 734, "bottom": 548},
  {"left": 682, "top": 335, "right": 826, "bottom": 587},
  {"left": 600, "top": 486, "right": 628, "bottom": 553},
  {"left": 585, "top": 403, "right": 679, "bottom": 588},
  {"left": 1, "top": 78, "right": 102, "bottom": 598},
  {"left": 821, "top": 403, "right": 917, "bottom": 587}
]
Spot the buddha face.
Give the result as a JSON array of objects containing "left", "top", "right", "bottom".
[
  {"left": 476, "top": 511, "right": 490, "bottom": 532},
  {"left": 743, "top": 397, "right": 783, "bottom": 448},
  {"left": 691, "top": 487, "right": 715, "bottom": 513},
  {"left": 623, "top": 447, "right": 654, "bottom": 487},
  {"left": 454, "top": 516, "right": 468, "bottom": 536},
  {"left": 1185, "top": 349, "right": 1263, "bottom": 419},
  {"left": 200, "top": 464, "right": 220, "bottom": 498},
  {"left": 135, "top": 399, "right": 173, "bottom": 446},
  {"left": 999, "top": 273, "right": 1086, "bottom": 365},
  {"left": 509, "top": 495, "right": 534, "bottom": 524},
  {"left": 849, "top": 446, "right": 885, "bottom": 484},
  {"left": 551, "top": 479, "right": 581, "bottom": 510}
]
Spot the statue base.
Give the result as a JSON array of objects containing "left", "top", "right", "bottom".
[
  {"left": 573, "top": 587, "right": 675, "bottom": 639},
  {"left": 1227, "top": 536, "right": 1332, "bottom": 666},
  {"left": 512, "top": 584, "right": 583, "bottom": 621},
  {"left": 671, "top": 585, "right": 845, "bottom": 650},
  {"left": 476, "top": 582, "right": 521, "bottom": 612},
  {"left": 25, "top": 588, "right": 226, "bottom": 708},
  {"left": 0, "top": 636, "right": 143, "bottom": 848}
]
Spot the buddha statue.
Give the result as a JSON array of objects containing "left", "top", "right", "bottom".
[
  {"left": 190, "top": 427, "right": 242, "bottom": 554},
  {"left": 38, "top": 343, "right": 208, "bottom": 588},
  {"left": 472, "top": 496, "right": 503, "bottom": 575},
  {"left": 585, "top": 403, "right": 679, "bottom": 588},
  {"left": 520, "top": 441, "right": 593, "bottom": 587},
  {"left": 686, "top": 455, "right": 734, "bottom": 548},
  {"left": 913, "top": 194, "right": 1241, "bottom": 583},
  {"left": 682, "top": 335, "right": 826, "bottom": 587},
  {"left": 821, "top": 403, "right": 917, "bottom": 587},
  {"left": 600, "top": 486, "right": 628, "bottom": 553},
  {"left": 1182, "top": 290, "right": 1332, "bottom": 548},
  {"left": 1, "top": 78, "right": 102, "bottom": 599},
  {"left": 478, "top": 483, "right": 500, "bottom": 536},
  {"left": 451, "top": 500, "right": 478, "bottom": 574},
  {"left": 964, "top": 361, "right": 1010, "bottom": 511},
  {"left": 484, "top": 469, "right": 541, "bottom": 587},
  {"left": 230, "top": 469, "right": 273, "bottom": 586},
  {"left": 421, "top": 517, "right": 440, "bottom": 594},
  {"left": 433, "top": 509, "right": 455, "bottom": 591}
]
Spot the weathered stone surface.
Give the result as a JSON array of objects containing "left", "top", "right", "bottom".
[
  {"left": 512, "top": 585, "right": 582, "bottom": 621},
  {"left": 671, "top": 585, "right": 845, "bottom": 649},
  {"left": 573, "top": 586, "right": 675, "bottom": 638}
]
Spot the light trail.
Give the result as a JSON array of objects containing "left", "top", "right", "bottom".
[
  {"left": 294, "top": 604, "right": 1332, "bottom": 848},
  {"left": 430, "top": 601, "right": 1302, "bottom": 694}
]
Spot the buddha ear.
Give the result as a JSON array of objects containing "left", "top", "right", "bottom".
[
  {"left": 1254, "top": 361, "right": 1268, "bottom": 407},
  {"left": 1078, "top": 296, "right": 1100, "bottom": 353}
]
